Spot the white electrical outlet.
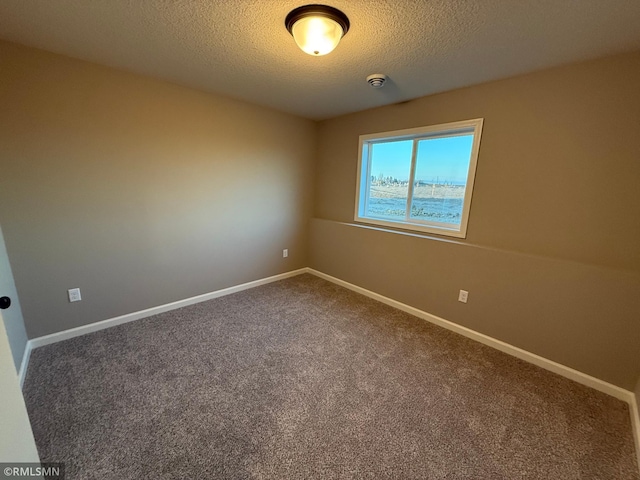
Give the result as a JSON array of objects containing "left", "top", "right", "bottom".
[
  {"left": 283, "top": 249, "right": 289, "bottom": 258},
  {"left": 68, "top": 288, "right": 82, "bottom": 302},
  {"left": 458, "top": 290, "right": 468, "bottom": 303}
]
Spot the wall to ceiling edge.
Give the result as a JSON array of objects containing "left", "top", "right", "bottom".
[
  {"left": 311, "top": 51, "right": 640, "bottom": 390},
  {"left": 0, "top": 40, "right": 316, "bottom": 339}
]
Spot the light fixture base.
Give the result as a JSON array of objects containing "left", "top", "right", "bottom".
[{"left": 285, "top": 5, "right": 350, "bottom": 36}]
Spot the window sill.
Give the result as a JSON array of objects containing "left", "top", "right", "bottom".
[{"left": 353, "top": 216, "right": 467, "bottom": 239}]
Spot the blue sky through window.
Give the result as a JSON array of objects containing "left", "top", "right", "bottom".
[{"left": 370, "top": 135, "right": 474, "bottom": 184}]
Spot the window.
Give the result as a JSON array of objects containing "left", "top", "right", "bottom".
[{"left": 354, "top": 118, "right": 483, "bottom": 238}]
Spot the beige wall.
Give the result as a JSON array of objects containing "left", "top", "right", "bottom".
[
  {"left": 0, "top": 41, "right": 316, "bottom": 338},
  {"left": 311, "top": 52, "right": 640, "bottom": 389},
  {"left": 1, "top": 39, "right": 638, "bottom": 391}
]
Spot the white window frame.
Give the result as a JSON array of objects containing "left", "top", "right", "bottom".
[{"left": 354, "top": 118, "right": 483, "bottom": 239}]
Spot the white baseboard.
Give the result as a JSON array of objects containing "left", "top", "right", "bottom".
[
  {"left": 307, "top": 268, "right": 631, "bottom": 400},
  {"left": 21, "top": 264, "right": 635, "bottom": 403},
  {"left": 18, "top": 265, "right": 640, "bottom": 468},
  {"left": 18, "top": 340, "right": 32, "bottom": 388},
  {"left": 306, "top": 268, "right": 640, "bottom": 465},
  {"left": 21, "top": 268, "right": 308, "bottom": 387}
]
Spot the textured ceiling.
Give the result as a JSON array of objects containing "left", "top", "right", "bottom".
[{"left": 1, "top": 1, "right": 640, "bottom": 120}]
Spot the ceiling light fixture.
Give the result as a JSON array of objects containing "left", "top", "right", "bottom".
[{"left": 285, "top": 4, "right": 350, "bottom": 56}]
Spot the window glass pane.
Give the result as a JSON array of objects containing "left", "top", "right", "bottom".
[
  {"left": 356, "top": 119, "right": 483, "bottom": 238},
  {"left": 366, "top": 140, "right": 413, "bottom": 221},
  {"left": 410, "top": 135, "right": 474, "bottom": 225}
]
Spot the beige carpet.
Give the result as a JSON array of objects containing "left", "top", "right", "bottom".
[{"left": 23, "top": 273, "right": 639, "bottom": 479}]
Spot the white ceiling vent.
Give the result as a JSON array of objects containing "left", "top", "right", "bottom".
[{"left": 366, "top": 74, "right": 387, "bottom": 88}]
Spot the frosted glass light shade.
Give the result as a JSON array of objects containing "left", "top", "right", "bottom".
[
  {"left": 291, "top": 16, "right": 343, "bottom": 56},
  {"left": 285, "top": 5, "right": 350, "bottom": 57}
]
